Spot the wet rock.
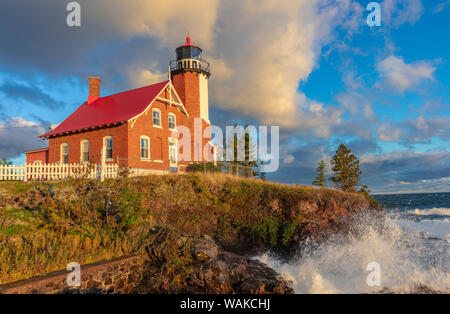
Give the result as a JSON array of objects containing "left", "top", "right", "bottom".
[{"left": 139, "top": 228, "right": 293, "bottom": 294}]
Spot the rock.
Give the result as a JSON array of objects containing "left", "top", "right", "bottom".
[{"left": 140, "top": 228, "right": 293, "bottom": 294}]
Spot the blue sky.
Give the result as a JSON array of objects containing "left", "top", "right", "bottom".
[{"left": 0, "top": 0, "right": 449, "bottom": 193}]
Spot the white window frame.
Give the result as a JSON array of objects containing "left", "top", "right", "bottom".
[
  {"left": 80, "top": 139, "right": 90, "bottom": 163},
  {"left": 168, "top": 113, "right": 176, "bottom": 130},
  {"left": 152, "top": 108, "right": 162, "bottom": 128},
  {"left": 103, "top": 136, "right": 113, "bottom": 161},
  {"left": 140, "top": 136, "right": 150, "bottom": 160},
  {"left": 60, "top": 143, "right": 69, "bottom": 164}
]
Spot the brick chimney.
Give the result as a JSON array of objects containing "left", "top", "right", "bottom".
[{"left": 88, "top": 77, "right": 101, "bottom": 104}]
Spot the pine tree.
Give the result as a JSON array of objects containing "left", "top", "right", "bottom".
[
  {"left": 225, "top": 123, "right": 259, "bottom": 177},
  {"left": 329, "top": 144, "right": 362, "bottom": 192},
  {"left": 312, "top": 160, "right": 326, "bottom": 187}
]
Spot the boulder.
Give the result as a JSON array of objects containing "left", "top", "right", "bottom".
[{"left": 139, "top": 227, "right": 293, "bottom": 294}]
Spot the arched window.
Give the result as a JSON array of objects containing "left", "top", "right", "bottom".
[
  {"left": 60, "top": 143, "right": 69, "bottom": 164},
  {"left": 192, "top": 61, "right": 198, "bottom": 69},
  {"left": 183, "top": 60, "right": 187, "bottom": 68},
  {"left": 103, "top": 136, "right": 113, "bottom": 161},
  {"left": 152, "top": 108, "right": 161, "bottom": 127},
  {"left": 168, "top": 113, "right": 176, "bottom": 130},
  {"left": 178, "top": 61, "right": 182, "bottom": 69},
  {"left": 80, "top": 139, "right": 90, "bottom": 163},
  {"left": 140, "top": 136, "right": 150, "bottom": 160}
]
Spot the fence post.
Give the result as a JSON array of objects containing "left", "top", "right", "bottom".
[
  {"left": 100, "top": 145, "right": 106, "bottom": 182},
  {"left": 23, "top": 164, "right": 27, "bottom": 182}
]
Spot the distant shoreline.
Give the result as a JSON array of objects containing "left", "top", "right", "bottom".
[{"left": 371, "top": 191, "right": 450, "bottom": 196}]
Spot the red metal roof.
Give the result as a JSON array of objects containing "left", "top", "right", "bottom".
[
  {"left": 39, "top": 80, "right": 169, "bottom": 138},
  {"left": 24, "top": 147, "right": 49, "bottom": 154},
  {"left": 179, "top": 34, "right": 199, "bottom": 49}
]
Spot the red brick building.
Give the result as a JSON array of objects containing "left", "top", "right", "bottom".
[{"left": 25, "top": 36, "right": 214, "bottom": 175}]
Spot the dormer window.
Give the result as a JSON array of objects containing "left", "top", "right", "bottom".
[{"left": 152, "top": 108, "right": 161, "bottom": 127}]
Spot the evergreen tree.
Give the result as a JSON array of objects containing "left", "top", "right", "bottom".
[
  {"left": 225, "top": 123, "right": 259, "bottom": 177},
  {"left": 312, "top": 160, "right": 326, "bottom": 187},
  {"left": 329, "top": 144, "right": 362, "bottom": 192},
  {"left": 0, "top": 157, "right": 11, "bottom": 166},
  {"left": 259, "top": 160, "right": 267, "bottom": 180}
]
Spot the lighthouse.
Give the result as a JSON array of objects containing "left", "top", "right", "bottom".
[{"left": 170, "top": 35, "right": 211, "bottom": 123}]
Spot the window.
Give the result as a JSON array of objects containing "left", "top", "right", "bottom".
[
  {"left": 104, "top": 136, "right": 113, "bottom": 160},
  {"left": 60, "top": 143, "right": 69, "bottom": 164},
  {"left": 81, "top": 139, "right": 90, "bottom": 162},
  {"left": 168, "top": 113, "right": 176, "bottom": 130},
  {"left": 152, "top": 109, "right": 161, "bottom": 127},
  {"left": 192, "top": 61, "right": 198, "bottom": 69},
  {"left": 140, "top": 136, "right": 150, "bottom": 160}
]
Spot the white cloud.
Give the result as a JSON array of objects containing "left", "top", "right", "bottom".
[
  {"left": 129, "top": 68, "right": 168, "bottom": 88},
  {"left": 433, "top": 0, "right": 450, "bottom": 14},
  {"left": 382, "top": 0, "right": 424, "bottom": 28},
  {"left": 283, "top": 154, "right": 295, "bottom": 164},
  {"left": 376, "top": 123, "right": 402, "bottom": 142},
  {"left": 376, "top": 55, "right": 435, "bottom": 92},
  {"left": 207, "top": 0, "right": 355, "bottom": 132},
  {"left": 88, "top": 0, "right": 220, "bottom": 49},
  {"left": 0, "top": 117, "right": 47, "bottom": 159}
]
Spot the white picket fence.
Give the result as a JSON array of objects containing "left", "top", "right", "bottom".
[{"left": 0, "top": 163, "right": 119, "bottom": 182}]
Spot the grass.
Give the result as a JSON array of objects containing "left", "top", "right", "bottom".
[{"left": 0, "top": 173, "right": 380, "bottom": 285}]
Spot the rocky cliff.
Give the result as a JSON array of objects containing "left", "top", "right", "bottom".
[{"left": 0, "top": 173, "right": 381, "bottom": 290}]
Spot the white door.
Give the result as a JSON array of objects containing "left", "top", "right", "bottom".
[{"left": 169, "top": 139, "right": 177, "bottom": 167}]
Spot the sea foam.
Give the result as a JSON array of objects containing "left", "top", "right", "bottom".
[{"left": 256, "top": 213, "right": 450, "bottom": 294}]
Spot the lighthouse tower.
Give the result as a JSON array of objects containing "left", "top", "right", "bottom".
[{"left": 170, "top": 35, "right": 211, "bottom": 123}]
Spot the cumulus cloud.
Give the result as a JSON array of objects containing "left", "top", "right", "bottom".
[
  {"left": 376, "top": 116, "right": 450, "bottom": 144},
  {"left": 0, "top": 117, "right": 47, "bottom": 159},
  {"left": 208, "top": 0, "right": 361, "bottom": 132},
  {"left": 376, "top": 55, "right": 435, "bottom": 92},
  {"left": 382, "top": 0, "right": 424, "bottom": 28}
]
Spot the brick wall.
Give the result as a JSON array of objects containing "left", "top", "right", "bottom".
[
  {"left": 48, "top": 123, "right": 128, "bottom": 166},
  {"left": 25, "top": 149, "right": 49, "bottom": 164},
  {"left": 172, "top": 71, "right": 201, "bottom": 118},
  {"left": 0, "top": 255, "right": 148, "bottom": 294}
]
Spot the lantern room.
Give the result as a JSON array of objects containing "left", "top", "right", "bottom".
[{"left": 170, "top": 35, "right": 211, "bottom": 77}]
